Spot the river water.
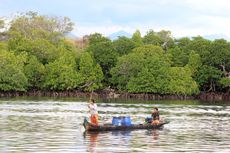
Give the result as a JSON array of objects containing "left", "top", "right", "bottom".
[{"left": 0, "top": 98, "right": 229, "bottom": 152}]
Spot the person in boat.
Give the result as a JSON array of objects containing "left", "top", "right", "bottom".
[
  {"left": 151, "top": 107, "right": 160, "bottom": 125},
  {"left": 88, "top": 98, "right": 99, "bottom": 126}
]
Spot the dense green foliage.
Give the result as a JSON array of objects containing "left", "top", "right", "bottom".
[
  {"left": 24, "top": 55, "right": 45, "bottom": 88},
  {"left": 79, "top": 52, "right": 104, "bottom": 91},
  {"left": 0, "top": 50, "right": 28, "bottom": 91},
  {"left": 111, "top": 45, "right": 170, "bottom": 91},
  {"left": 41, "top": 52, "right": 82, "bottom": 90},
  {"left": 111, "top": 45, "right": 198, "bottom": 95},
  {"left": 86, "top": 33, "right": 118, "bottom": 84},
  {"left": 113, "top": 36, "right": 136, "bottom": 55},
  {"left": 1, "top": 12, "right": 230, "bottom": 95}
]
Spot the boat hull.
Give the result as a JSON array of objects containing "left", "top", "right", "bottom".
[{"left": 83, "top": 118, "right": 168, "bottom": 132}]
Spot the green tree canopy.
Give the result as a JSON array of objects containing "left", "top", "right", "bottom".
[
  {"left": 167, "top": 67, "right": 199, "bottom": 95},
  {"left": 0, "top": 50, "right": 28, "bottom": 91},
  {"left": 113, "top": 36, "right": 136, "bottom": 56},
  {"left": 24, "top": 55, "right": 45, "bottom": 89},
  {"left": 42, "top": 52, "right": 82, "bottom": 90},
  {"left": 88, "top": 33, "right": 110, "bottom": 45},
  {"left": 185, "top": 51, "right": 202, "bottom": 76},
  {"left": 79, "top": 52, "right": 104, "bottom": 91},
  {"left": 131, "top": 30, "right": 143, "bottom": 47},
  {"left": 209, "top": 39, "right": 230, "bottom": 72},
  {"left": 143, "top": 30, "right": 174, "bottom": 49},
  {"left": 143, "top": 30, "right": 162, "bottom": 46},
  {"left": 87, "top": 35, "right": 118, "bottom": 83},
  {"left": 168, "top": 46, "right": 188, "bottom": 67},
  {"left": 186, "top": 36, "right": 211, "bottom": 64},
  {"left": 195, "top": 65, "right": 222, "bottom": 91},
  {"left": 9, "top": 12, "right": 73, "bottom": 37},
  {"left": 7, "top": 12, "right": 75, "bottom": 65},
  {"left": 111, "top": 45, "right": 170, "bottom": 91}
]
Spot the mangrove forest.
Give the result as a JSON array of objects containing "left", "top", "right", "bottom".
[{"left": 0, "top": 12, "right": 230, "bottom": 96}]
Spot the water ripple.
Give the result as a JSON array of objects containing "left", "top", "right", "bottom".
[{"left": 0, "top": 99, "right": 230, "bottom": 152}]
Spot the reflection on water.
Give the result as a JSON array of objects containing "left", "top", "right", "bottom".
[
  {"left": 0, "top": 98, "right": 230, "bottom": 152},
  {"left": 84, "top": 132, "right": 99, "bottom": 153}
]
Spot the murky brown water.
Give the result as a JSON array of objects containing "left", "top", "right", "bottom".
[{"left": 0, "top": 98, "right": 229, "bottom": 152}]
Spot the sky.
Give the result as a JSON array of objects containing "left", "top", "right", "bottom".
[{"left": 1, "top": 0, "right": 230, "bottom": 38}]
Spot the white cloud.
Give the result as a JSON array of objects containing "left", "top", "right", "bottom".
[
  {"left": 185, "top": 0, "right": 230, "bottom": 13},
  {"left": 3, "top": 0, "right": 230, "bottom": 38},
  {"left": 182, "top": 15, "right": 230, "bottom": 36},
  {"left": 69, "top": 0, "right": 230, "bottom": 38}
]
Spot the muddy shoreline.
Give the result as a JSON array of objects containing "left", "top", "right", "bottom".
[{"left": 0, "top": 90, "right": 230, "bottom": 101}]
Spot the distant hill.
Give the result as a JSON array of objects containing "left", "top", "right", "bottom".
[
  {"left": 108, "top": 30, "right": 132, "bottom": 40},
  {"left": 203, "top": 34, "right": 230, "bottom": 41},
  {"left": 177, "top": 34, "right": 230, "bottom": 41},
  {"left": 64, "top": 31, "right": 230, "bottom": 42}
]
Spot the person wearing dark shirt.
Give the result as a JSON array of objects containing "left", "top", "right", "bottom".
[{"left": 151, "top": 107, "right": 160, "bottom": 125}]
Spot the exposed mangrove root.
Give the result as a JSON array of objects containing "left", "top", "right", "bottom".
[{"left": 0, "top": 90, "right": 230, "bottom": 101}]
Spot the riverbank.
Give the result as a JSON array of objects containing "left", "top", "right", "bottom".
[{"left": 0, "top": 90, "right": 230, "bottom": 101}]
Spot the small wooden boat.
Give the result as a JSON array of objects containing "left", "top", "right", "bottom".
[{"left": 83, "top": 118, "right": 169, "bottom": 132}]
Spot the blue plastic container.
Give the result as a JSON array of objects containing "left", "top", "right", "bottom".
[
  {"left": 122, "top": 116, "right": 132, "bottom": 126},
  {"left": 112, "top": 117, "right": 118, "bottom": 125},
  {"left": 112, "top": 117, "right": 122, "bottom": 126},
  {"left": 112, "top": 116, "right": 132, "bottom": 126}
]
